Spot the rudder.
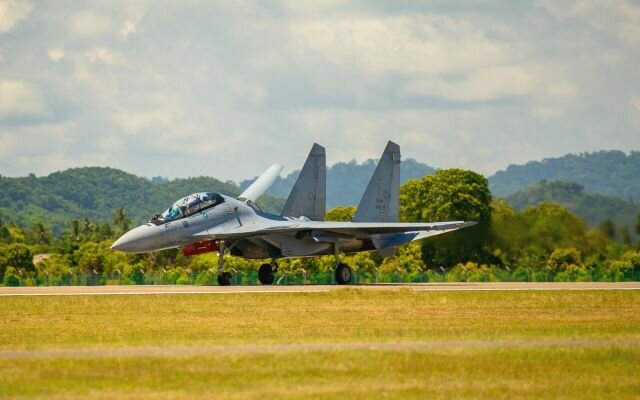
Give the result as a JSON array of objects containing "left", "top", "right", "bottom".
[
  {"left": 281, "top": 143, "right": 326, "bottom": 220},
  {"left": 353, "top": 141, "right": 400, "bottom": 222}
]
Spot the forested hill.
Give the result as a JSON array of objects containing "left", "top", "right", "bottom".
[
  {"left": 240, "top": 158, "right": 436, "bottom": 209},
  {"left": 507, "top": 180, "right": 640, "bottom": 237},
  {"left": 489, "top": 150, "right": 640, "bottom": 199},
  {"left": 0, "top": 168, "right": 284, "bottom": 235}
]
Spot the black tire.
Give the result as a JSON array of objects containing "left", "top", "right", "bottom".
[
  {"left": 335, "top": 263, "right": 352, "bottom": 285},
  {"left": 258, "top": 263, "right": 275, "bottom": 285},
  {"left": 217, "top": 272, "right": 232, "bottom": 286}
]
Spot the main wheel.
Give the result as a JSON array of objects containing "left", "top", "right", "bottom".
[
  {"left": 217, "top": 272, "right": 232, "bottom": 286},
  {"left": 258, "top": 263, "right": 275, "bottom": 285},
  {"left": 335, "top": 263, "right": 352, "bottom": 285}
]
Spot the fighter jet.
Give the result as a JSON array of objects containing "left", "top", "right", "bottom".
[{"left": 111, "top": 141, "right": 475, "bottom": 285}]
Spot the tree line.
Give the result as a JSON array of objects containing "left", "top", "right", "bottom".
[{"left": 1, "top": 169, "right": 640, "bottom": 286}]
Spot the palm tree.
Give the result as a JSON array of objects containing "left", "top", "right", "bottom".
[
  {"left": 31, "top": 223, "right": 52, "bottom": 245},
  {"left": 113, "top": 208, "right": 131, "bottom": 234},
  {"left": 70, "top": 220, "right": 81, "bottom": 241}
]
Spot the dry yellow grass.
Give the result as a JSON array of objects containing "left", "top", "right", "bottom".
[{"left": 0, "top": 289, "right": 638, "bottom": 399}]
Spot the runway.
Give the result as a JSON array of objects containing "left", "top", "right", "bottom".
[{"left": 1, "top": 282, "right": 639, "bottom": 296}]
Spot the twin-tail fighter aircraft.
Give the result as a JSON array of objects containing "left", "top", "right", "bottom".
[{"left": 111, "top": 141, "right": 476, "bottom": 285}]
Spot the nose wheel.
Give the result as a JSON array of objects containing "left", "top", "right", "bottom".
[{"left": 217, "top": 272, "right": 232, "bottom": 286}]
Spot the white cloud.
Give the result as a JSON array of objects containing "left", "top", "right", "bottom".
[
  {"left": 406, "top": 64, "right": 539, "bottom": 102},
  {"left": 47, "top": 48, "right": 64, "bottom": 62},
  {"left": 68, "top": 10, "right": 113, "bottom": 37},
  {"left": 0, "top": 0, "right": 32, "bottom": 32},
  {"left": 292, "top": 16, "right": 511, "bottom": 77},
  {"left": 85, "top": 48, "right": 125, "bottom": 65},
  {"left": 119, "top": 18, "right": 137, "bottom": 38},
  {"left": 536, "top": 0, "right": 640, "bottom": 43},
  {"left": 0, "top": 1, "right": 638, "bottom": 181},
  {"left": 112, "top": 109, "right": 175, "bottom": 134},
  {"left": 0, "top": 80, "right": 47, "bottom": 117}
]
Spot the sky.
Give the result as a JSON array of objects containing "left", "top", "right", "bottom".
[{"left": 1, "top": 0, "right": 639, "bottom": 182}]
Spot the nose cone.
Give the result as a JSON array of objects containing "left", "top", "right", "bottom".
[{"left": 111, "top": 225, "right": 161, "bottom": 253}]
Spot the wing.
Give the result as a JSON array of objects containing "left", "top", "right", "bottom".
[{"left": 200, "top": 219, "right": 475, "bottom": 241}]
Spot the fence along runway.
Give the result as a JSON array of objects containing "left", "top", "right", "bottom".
[{"left": 0, "top": 282, "right": 639, "bottom": 296}]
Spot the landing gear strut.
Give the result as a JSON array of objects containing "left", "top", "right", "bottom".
[
  {"left": 333, "top": 243, "right": 352, "bottom": 285},
  {"left": 217, "top": 241, "right": 232, "bottom": 286},
  {"left": 258, "top": 261, "right": 276, "bottom": 285}
]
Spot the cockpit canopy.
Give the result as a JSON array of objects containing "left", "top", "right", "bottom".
[{"left": 153, "top": 192, "right": 224, "bottom": 223}]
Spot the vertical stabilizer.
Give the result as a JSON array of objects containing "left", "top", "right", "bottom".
[
  {"left": 353, "top": 141, "right": 400, "bottom": 222},
  {"left": 281, "top": 143, "right": 326, "bottom": 220}
]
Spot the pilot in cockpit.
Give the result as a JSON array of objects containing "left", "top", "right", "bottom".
[{"left": 165, "top": 206, "right": 182, "bottom": 221}]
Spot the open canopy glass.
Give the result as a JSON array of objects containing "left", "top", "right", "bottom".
[{"left": 156, "top": 192, "right": 224, "bottom": 222}]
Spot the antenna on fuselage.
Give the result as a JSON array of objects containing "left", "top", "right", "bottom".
[{"left": 237, "top": 164, "right": 283, "bottom": 205}]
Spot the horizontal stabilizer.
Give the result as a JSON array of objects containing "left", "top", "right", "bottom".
[{"left": 371, "top": 232, "right": 420, "bottom": 250}]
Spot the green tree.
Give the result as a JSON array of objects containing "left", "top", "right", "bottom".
[
  {"left": 547, "top": 247, "right": 583, "bottom": 271},
  {"left": 325, "top": 206, "right": 356, "bottom": 222},
  {"left": 400, "top": 169, "right": 492, "bottom": 223},
  {"left": 620, "top": 226, "right": 632, "bottom": 246},
  {"left": 400, "top": 169, "right": 492, "bottom": 267},
  {"left": 69, "top": 220, "right": 81, "bottom": 241},
  {"left": 0, "top": 217, "right": 10, "bottom": 243},
  {"left": 76, "top": 242, "right": 106, "bottom": 273},
  {"left": 599, "top": 219, "right": 616, "bottom": 240},
  {"left": 0, "top": 243, "right": 34, "bottom": 275},
  {"left": 113, "top": 208, "right": 131, "bottom": 234},
  {"left": 2, "top": 266, "right": 21, "bottom": 286},
  {"left": 29, "top": 223, "right": 53, "bottom": 245},
  {"left": 636, "top": 213, "right": 640, "bottom": 235}
]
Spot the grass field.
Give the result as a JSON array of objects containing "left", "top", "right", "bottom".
[{"left": 1, "top": 289, "right": 639, "bottom": 399}]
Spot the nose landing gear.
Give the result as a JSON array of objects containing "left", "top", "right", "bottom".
[
  {"left": 217, "top": 272, "right": 232, "bottom": 286},
  {"left": 217, "top": 241, "right": 232, "bottom": 286}
]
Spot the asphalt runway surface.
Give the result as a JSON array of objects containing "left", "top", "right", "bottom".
[{"left": 1, "top": 282, "right": 639, "bottom": 296}]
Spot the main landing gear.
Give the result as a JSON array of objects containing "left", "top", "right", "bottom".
[
  {"left": 258, "top": 262, "right": 277, "bottom": 285},
  {"left": 333, "top": 244, "right": 352, "bottom": 285},
  {"left": 217, "top": 240, "right": 277, "bottom": 286},
  {"left": 216, "top": 240, "right": 353, "bottom": 286}
]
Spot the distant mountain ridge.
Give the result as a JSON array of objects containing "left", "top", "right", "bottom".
[
  {"left": 240, "top": 158, "right": 436, "bottom": 209},
  {"left": 0, "top": 168, "right": 284, "bottom": 235},
  {"left": 507, "top": 180, "right": 640, "bottom": 238},
  {"left": 489, "top": 150, "right": 640, "bottom": 199},
  {"left": 2, "top": 149, "right": 640, "bottom": 235}
]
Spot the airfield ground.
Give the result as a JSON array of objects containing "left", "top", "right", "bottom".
[{"left": 0, "top": 284, "right": 639, "bottom": 399}]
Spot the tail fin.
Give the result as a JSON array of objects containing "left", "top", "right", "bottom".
[
  {"left": 353, "top": 141, "right": 400, "bottom": 222},
  {"left": 281, "top": 143, "right": 326, "bottom": 220}
]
